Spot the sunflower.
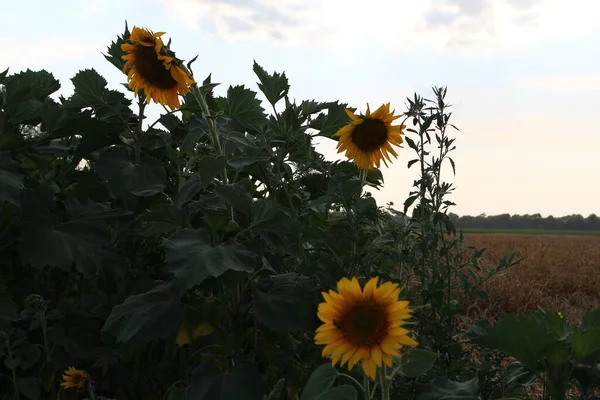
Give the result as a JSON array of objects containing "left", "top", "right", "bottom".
[
  {"left": 60, "top": 367, "right": 87, "bottom": 389},
  {"left": 334, "top": 103, "right": 406, "bottom": 170},
  {"left": 121, "top": 26, "right": 195, "bottom": 110},
  {"left": 315, "top": 277, "right": 418, "bottom": 380}
]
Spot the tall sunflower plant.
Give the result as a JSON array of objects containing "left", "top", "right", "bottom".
[{"left": 0, "top": 22, "right": 481, "bottom": 400}]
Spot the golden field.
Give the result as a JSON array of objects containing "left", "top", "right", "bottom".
[
  {"left": 460, "top": 233, "right": 600, "bottom": 399},
  {"left": 463, "top": 233, "right": 600, "bottom": 324}
]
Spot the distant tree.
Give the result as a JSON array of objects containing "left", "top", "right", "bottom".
[{"left": 449, "top": 212, "right": 598, "bottom": 231}]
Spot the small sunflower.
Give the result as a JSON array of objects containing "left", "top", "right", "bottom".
[
  {"left": 315, "top": 277, "right": 418, "bottom": 380},
  {"left": 334, "top": 103, "right": 406, "bottom": 170},
  {"left": 121, "top": 26, "right": 195, "bottom": 110},
  {"left": 60, "top": 367, "right": 87, "bottom": 389}
]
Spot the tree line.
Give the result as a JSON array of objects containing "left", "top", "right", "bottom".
[{"left": 448, "top": 213, "right": 600, "bottom": 231}]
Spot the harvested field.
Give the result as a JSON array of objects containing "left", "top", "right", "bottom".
[
  {"left": 460, "top": 234, "right": 600, "bottom": 399},
  {"left": 463, "top": 233, "right": 600, "bottom": 324}
]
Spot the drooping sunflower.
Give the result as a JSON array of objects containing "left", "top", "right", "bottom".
[
  {"left": 60, "top": 367, "right": 87, "bottom": 389},
  {"left": 334, "top": 103, "right": 406, "bottom": 170},
  {"left": 121, "top": 26, "right": 195, "bottom": 110},
  {"left": 315, "top": 277, "right": 418, "bottom": 380}
]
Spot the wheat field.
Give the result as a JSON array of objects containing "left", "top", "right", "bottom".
[
  {"left": 459, "top": 233, "right": 600, "bottom": 399},
  {"left": 463, "top": 233, "right": 600, "bottom": 324}
]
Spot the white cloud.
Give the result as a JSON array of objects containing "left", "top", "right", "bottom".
[
  {"left": 159, "top": 0, "right": 600, "bottom": 54},
  {"left": 518, "top": 74, "right": 600, "bottom": 91},
  {"left": 0, "top": 36, "right": 101, "bottom": 71}
]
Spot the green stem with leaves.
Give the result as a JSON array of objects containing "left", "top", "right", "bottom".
[
  {"left": 379, "top": 366, "right": 391, "bottom": 400},
  {"left": 6, "top": 340, "right": 20, "bottom": 400}
]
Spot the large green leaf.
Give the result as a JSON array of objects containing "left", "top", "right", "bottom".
[
  {"left": 103, "top": 23, "right": 130, "bottom": 72},
  {"left": 416, "top": 377, "right": 479, "bottom": 400},
  {"left": 252, "top": 273, "right": 318, "bottom": 333},
  {"left": 3, "top": 69, "right": 60, "bottom": 105},
  {"left": 314, "top": 386, "right": 357, "bottom": 400},
  {"left": 94, "top": 147, "right": 166, "bottom": 198},
  {"left": 214, "top": 181, "right": 253, "bottom": 217},
  {"left": 581, "top": 308, "right": 600, "bottom": 330},
  {"left": 65, "top": 69, "right": 132, "bottom": 120},
  {"left": 101, "top": 282, "right": 183, "bottom": 343},
  {"left": 0, "top": 68, "right": 8, "bottom": 84},
  {"left": 17, "top": 377, "right": 40, "bottom": 400},
  {"left": 572, "top": 329, "right": 600, "bottom": 364},
  {"left": 215, "top": 85, "right": 266, "bottom": 131},
  {"left": 301, "top": 364, "right": 338, "bottom": 400},
  {"left": 186, "top": 363, "right": 266, "bottom": 400},
  {"left": 250, "top": 200, "right": 299, "bottom": 234},
  {"left": 301, "top": 364, "right": 357, "bottom": 400},
  {"left": 252, "top": 61, "right": 289, "bottom": 107},
  {"left": 72, "top": 114, "right": 128, "bottom": 157},
  {"left": 141, "top": 204, "right": 190, "bottom": 234},
  {"left": 0, "top": 153, "right": 23, "bottom": 205},
  {"left": 395, "top": 348, "right": 439, "bottom": 378},
  {"left": 311, "top": 102, "right": 352, "bottom": 139},
  {"left": 175, "top": 156, "right": 226, "bottom": 207},
  {"left": 18, "top": 216, "right": 110, "bottom": 276},
  {"left": 164, "top": 228, "right": 255, "bottom": 291},
  {"left": 467, "top": 310, "right": 570, "bottom": 373}
]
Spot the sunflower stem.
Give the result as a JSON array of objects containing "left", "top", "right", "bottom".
[
  {"left": 379, "top": 365, "right": 391, "bottom": 400},
  {"left": 187, "top": 79, "right": 235, "bottom": 221},
  {"left": 87, "top": 379, "right": 96, "bottom": 400},
  {"left": 6, "top": 339, "right": 20, "bottom": 400},
  {"left": 363, "top": 376, "right": 371, "bottom": 400}
]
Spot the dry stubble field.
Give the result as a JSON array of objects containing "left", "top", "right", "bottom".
[
  {"left": 460, "top": 233, "right": 600, "bottom": 399},
  {"left": 463, "top": 233, "right": 600, "bottom": 324}
]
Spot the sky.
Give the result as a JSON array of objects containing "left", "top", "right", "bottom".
[{"left": 2, "top": 0, "right": 600, "bottom": 217}]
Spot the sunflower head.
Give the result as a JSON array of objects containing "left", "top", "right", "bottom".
[
  {"left": 314, "top": 277, "right": 417, "bottom": 380},
  {"left": 121, "top": 26, "right": 195, "bottom": 111},
  {"left": 334, "top": 103, "right": 406, "bottom": 171},
  {"left": 60, "top": 367, "right": 87, "bottom": 389}
]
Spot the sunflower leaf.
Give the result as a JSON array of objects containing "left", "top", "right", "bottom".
[
  {"left": 466, "top": 310, "right": 571, "bottom": 373},
  {"left": 17, "top": 377, "right": 40, "bottom": 400},
  {"left": 67, "top": 69, "right": 132, "bottom": 120},
  {"left": 3, "top": 69, "right": 60, "bottom": 106},
  {"left": 0, "top": 68, "right": 8, "bottom": 84},
  {"left": 300, "top": 364, "right": 338, "bottom": 400},
  {"left": 0, "top": 153, "right": 23, "bottom": 205},
  {"left": 101, "top": 282, "right": 183, "bottom": 343},
  {"left": 104, "top": 23, "right": 130, "bottom": 71},
  {"left": 164, "top": 228, "right": 256, "bottom": 292},
  {"left": 253, "top": 273, "right": 318, "bottom": 333},
  {"left": 396, "top": 348, "right": 439, "bottom": 378},
  {"left": 93, "top": 147, "right": 166, "bottom": 198},
  {"left": 18, "top": 215, "right": 111, "bottom": 276},
  {"left": 252, "top": 61, "right": 289, "bottom": 107},
  {"left": 312, "top": 102, "right": 351, "bottom": 139},
  {"left": 215, "top": 85, "right": 266, "bottom": 132}
]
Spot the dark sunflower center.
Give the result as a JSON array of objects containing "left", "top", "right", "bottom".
[
  {"left": 338, "top": 302, "right": 389, "bottom": 347},
  {"left": 134, "top": 45, "right": 178, "bottom": 89},
  {"left": 351, "top": 118, "right": 388, "bottom": 152}
]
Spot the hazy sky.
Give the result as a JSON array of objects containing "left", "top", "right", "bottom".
[{"left": 3, "top": 0, "right": 599, "bottom": 217}]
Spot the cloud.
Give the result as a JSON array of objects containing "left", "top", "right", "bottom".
[
  {"left": 160, "top": 0, "right": 600, "bottom": 54},
  {"left": 0, "top": 36, "right": 101, "bottom": 71},
  {"left": 517, "top": 74, "right": 600, "bottom": 92}
]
